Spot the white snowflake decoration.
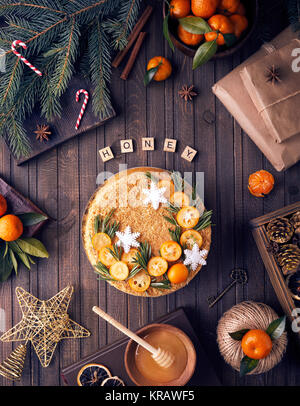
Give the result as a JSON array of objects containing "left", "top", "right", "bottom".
[
  {"left": 142, "top": 181, "right": 167, "bottom": 210},
  {"left": 183, "top": 244, "right": 208, "bottom": 271},
  {"left": 116, "top": 226, "right": 140, "bottom": 253}
]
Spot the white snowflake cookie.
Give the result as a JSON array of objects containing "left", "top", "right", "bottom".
[
  {"left": 116, "top": 226, "right": 140, "bottom": 253},
  {"left": 142, "top": 181, "right": 167, "bottom": 210},
  {"left": 183, "top": 244, "right": 208, "bottom": 271}
]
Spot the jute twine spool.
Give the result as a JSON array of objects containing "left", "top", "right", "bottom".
[{"left": 217, "top": 301, "right": 288, "bottom": 374}]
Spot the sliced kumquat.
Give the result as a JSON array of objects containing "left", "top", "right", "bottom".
[
  {"left": 128, "top": 271, "right": 151, "bottom": 292},
  {"left": 121, "top": 248, "right": 139, "bottom": 270},
  {"left": 98, "top": 245, "right": 117, "bottom": 268},
  {"left": 92, "top": 232, "right": 111, "bottom": 251},
  {"left": 109, "top": 261, "right": 129, "bottom": 281},
  {"left": 176, "top": 206, "right": 200, "bottom": 229},
  {"left": 147, "top": 256, "right": 168, "bottom": 277},
  {"left": 160, "top": 241, "right": 182, "bottom": 262},
  {"left": 170, "top": 191, "right": 190, "bottom": 207},
  {"left": 180, "top": 229, "right": 203, "bottom": 249}
]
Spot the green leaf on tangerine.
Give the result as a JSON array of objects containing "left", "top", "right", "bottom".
[
  {"left": 0, "top": 244, "right": 13, "bottom": 282},
  {"left": 229, "top": 329, "right": 250, "bottom": 341},
  {"left": 266, "top": 316, "right": 286, "bottom": 340},
  {"left": 192, "top": 40, "right": 218, "bottom": 70},
  {"left": 144, "top": 65, "right": 160, "bottom": 87},
  {"left": 16, "top": 238, "right": 49, "bottom": 258},
  {"left": 240, "top": 356, "right": 259, "bottom": 377},
  {"left": 163, "top": 11, "right": 175, "bottom": 52},
  {"left": 223, "top": 33, "right": 237, "bottom": 47},
  {"left": 179, "top": 16, "right": 212, "bottom": 34},
  {"left": 16, "top": 251, "right": 31, "bottom": 269},
  {"left": 17, "top": 212, "right": 48, "bottom": 226},
  {"left": 9, "top": 248, "right": 18, "bottom": 274}
]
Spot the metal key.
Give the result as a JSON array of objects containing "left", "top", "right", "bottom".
[{"left": 207, "top": 268, "right": 248, "bottom": 308}]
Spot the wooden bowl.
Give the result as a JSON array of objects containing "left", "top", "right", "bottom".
[
  {"left": 124, "top": 323, "right": 197, "bottom": 386},
  {"left": 163, "top": 0, "right": 259, "bottom": 59}
]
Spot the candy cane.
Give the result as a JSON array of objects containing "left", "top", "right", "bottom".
[
  {"left": 11, "top": 40, "right": 42, "bottom": 76},
  {"left": 75, "top": 89, "right": 89, "bottom": 130}
]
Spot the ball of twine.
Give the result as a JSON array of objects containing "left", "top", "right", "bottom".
[{"left": 217, "top": 301, "right": 287, "bottom": 374}]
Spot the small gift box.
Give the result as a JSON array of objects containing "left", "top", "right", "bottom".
[{"left": 240, "top": 39, "right": 300, "bottom": 144}]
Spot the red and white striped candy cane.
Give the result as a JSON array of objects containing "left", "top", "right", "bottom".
[
  {"left": 75, "top": 89, "right": 89, "bottom": 130},
  {"left": 11, "top": 40, "right": 42, "bottom": 76}
]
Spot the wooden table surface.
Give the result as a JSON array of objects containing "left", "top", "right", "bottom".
[{"left": 1, "top": 0, "right": 300, "bottom": 387}]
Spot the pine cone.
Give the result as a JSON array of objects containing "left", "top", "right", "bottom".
[
  {"left": 276, "top": 244, "right": 300, "bottom": 275},
  {"left": 291, "top": 211, "right": 300, "bottom": 230},
  {"left": 266, "top": 217, "right": 294, "bottom": 243}
]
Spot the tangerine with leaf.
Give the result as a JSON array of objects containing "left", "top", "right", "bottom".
[
  {"left": 146, "top": 56, "right": 172, "bottom": 82},
  {"left": 191, "top": 0, "right": 219, "bottom": 19},
  {"left": 170, "top": 0, "right": 191, "bottom": 18},
  {"left": 0, "top": 214, "right": 23, "bottom": 242},
  {"left": 177, "top": 15, "right": 204, "bottom": 46},
  {"left": 205, "top": 14, "right": 234, "bottom": 45}
]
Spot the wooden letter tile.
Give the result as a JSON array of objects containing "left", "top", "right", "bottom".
[
  {"left": 181, "top": 146, "right": 197, "bottom": 162},
  {"left": 99, "top": 146, "right": 114, "bottom": 162},
  {"left": 164, "top": 138, "right": 177, "bottom": 152},
  {"left": 142, "top": 137, "right": 155, "bottom": 151},
  {"left": 120, "top": 139, "right": 134, "bottom": 153}
]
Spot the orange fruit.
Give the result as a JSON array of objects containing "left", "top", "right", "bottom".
[
  {"left": 191, "top": 0, "right": 219, "bottom": 19},
  {"left": 121, "top": 248, "right": 139, "bottom": 270},
  {"left": 180, "top": 229, "right": 203, "bottom": 249},
  {"left": 241, "top": 329, "right": 273, "bottom": 360},
  {"left": 147, "top": 57, "right": 172, "bottom": 81},
  {"left": 147, "top": 256, "right": 168, "bottom": 277},
  {"left": 229, "top": 14, "right": 248, "bottom": 37},
  {"left": 170, "top": 191, "right": 190, "bottom": 207},
  {"left": 236, "top": 2, "right": 246, "bottom": 15},
  {"left": 157, "top": 179, "right": 175, "bottom": 200},
  {"left": 160, "top": 241, "right": 182, "bottom": 262},
  {"left": 170, "top": 0, "right": 191, "bottom": 18},
  {"left": 205, "top": 14, "right": 234, "bottom": 45},
  {"left": 128, "top": 270, "right": 151, "bottom": 292},
  {"left": 0, "top": 194, "right": 7, "bottom": 217},
  {"left": 98, "top": 245, "right": 117, "bottom": 268},
  {"left": 177, "top": 15, "right": 204, "bottom": 46},
  {"left": 176, "top": 206, "right": 200, "bottom": 228},
  {"left": 248, "top": 170, "right": 274, "bottom": 197},
  {"left": 0, "top": 214, "right": 23, "bottom": 242},
  {"left": 92, "top": 232, "right": 111, "bottom": 251},
  {"left": 109, "top": 261, "right": 129, "bottom": 281},
  {"left": 167, "top": 263, "right": 189, "bottom": 284},
  {"left": 218, "top": 0, "right": 240, "bottom": 15}
]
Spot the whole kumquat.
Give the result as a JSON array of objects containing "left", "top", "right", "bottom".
[{"left": 167, "top": 263, "right": 189, "bottom": 284}]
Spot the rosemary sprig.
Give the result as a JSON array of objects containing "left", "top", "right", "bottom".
[
  {"left": 128, "top": 265, "right": 142, "bottom": 280},
  {"left": 132, "top": 242, "right": 152, "bottom": 272},
  {"left": 94, "top": 209, "right": 120, "bottom": 238},
  {"left": 107, "top": 244, "right": 122, "bottom": 261},
  {"left": 163, "top": 215, "right": 178, "bottom": 226},
  {"left": 151, "top": 275, "right": 172, "bottom": 290},
  {"left": 166, "top": 202, "right": 181, "bottom": 214},
  {"left": 171, "top": 171, "right": 184, "bottom": 192},
  {"left": 168, "top": 226, "right": 181, "bottom": 244},
  {"left": 145, "top": 171, "right": 159, "bottom": 184},
  {"left": 194, "top": 210, "right": 213, "bottom": 231},
  {"left": 94, "top": 261, "right": 114, "bottom": 281}
]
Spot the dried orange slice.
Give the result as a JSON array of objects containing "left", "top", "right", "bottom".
[
  {"left": 77, "top": 363, "right": 111, "bottom": 386},
  {"left": 160, "top": 241, "right": 182, "bottom": 262},
  {"left": 180, "top": 230, "right": 203, "bottom": 249},
  {"left": 109, "top": 261, "right": 129, "bottom": 281},
  {"left": 157, "top": 179, "right": 175, "bottom": 200},
  {"left": 170, "top": 191, "right": 190, "bottom": 207},
  {"left": 92, "top": 232, "right": 111, "bottom": 251},
  {"left": 121, "top": 248, "right": 139, "bottom": 270},
  {"left": 128, "top": 271, "right": 151, "bottom": 292},
  {"left": 147, "top": 256, "right": 168, "bottom": 277},
  {"left": 176, "top": 206, "right": 200, "bottom": 229},
  {"left": 98, "top": 245, "right": 117, "bottom": 268}
]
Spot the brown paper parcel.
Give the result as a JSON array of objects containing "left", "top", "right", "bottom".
[
  {"left": 212, "top": 26, "right": 300, "bottom": 172},
  {"left": 240, "top": 39, "right": 300, "bottom": 144}
]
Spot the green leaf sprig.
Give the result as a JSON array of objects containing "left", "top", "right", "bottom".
[
  {"left": 143, "top": 59, "right": 163, "bottom": 86},
  {"left": 94, "top": 209, "right": 119, "bottom": 238},
  {"left": 229, "top": 316, "right": 286, "bottom": 377},
  {"left": 163, "top": 0, "right": 175, "bottom": 52},
  {"left": 194, "top": 210, "right": 213, "bottom": 231}
]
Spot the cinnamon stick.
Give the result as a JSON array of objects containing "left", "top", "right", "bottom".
[
  {"left": 120, "top": 32, "right": 147, "bottom": 80},
  {"left": 112, "top": 5, "right": 153, "bottom": 68}
]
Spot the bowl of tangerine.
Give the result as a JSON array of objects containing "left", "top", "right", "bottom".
[{"left": 163, "top": 0, "right": 258, "bottom": 68}]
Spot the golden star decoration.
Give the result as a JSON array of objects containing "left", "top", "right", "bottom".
[{"left": 0, "top": 286, "right": 90, "bottom": 368}]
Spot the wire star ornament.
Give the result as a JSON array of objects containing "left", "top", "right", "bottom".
[{"left": 0, "top": 286, "right": 90, "bottom": 372}]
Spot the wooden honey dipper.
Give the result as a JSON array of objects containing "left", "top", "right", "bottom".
[{"left": 92, "top": 306, "right": 175, "bottom": 368}]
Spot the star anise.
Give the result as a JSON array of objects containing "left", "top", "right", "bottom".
[
  {"left": 34, "top": 124, "right": 51, "bottom": 142},
  {"left": 265, "top": 65, "right": 282, "bottom": 85},
  {"left": 178, "top": 84, "right": 197, "bottom": 101}
]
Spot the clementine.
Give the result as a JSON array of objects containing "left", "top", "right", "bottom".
[
  {"left": 0, "top": 194, "right": 7, "bottom": 217},
  {"left": 191, "top": 0, "right": 219, "bottom": 19},
  {"left": 167, "top": 263, "right": 189, "bottom": 284},
  {"left": 0, "top": 214, "right": 23, "bottom": 241},
  {"left": 229, "top": 14, "right": 248, "bottom": 37},
  {"left": 170, "top": 0, "right": 191, "bottom": 18},
  {"left": 248, "top": 170, "right": 274, "bottom": 197},
  {"left": 177, "top": 16, "right": 204, "bottom": 46},
  {"left": 218, "top": 0, "right": 240, "bottom": 15},
  {"left": 241, "top": 329, "right": 273, "bottom": 360},
  {"left": 147, "top": 56, "right": 172, "bottom": 81},
  {"left": 205, "top": 14, "right": 234, "bottom": 45}
]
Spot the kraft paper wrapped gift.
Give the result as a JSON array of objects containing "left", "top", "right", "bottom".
[{"left": 212, "top": 26, "right": 300, "bottom": 172}]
